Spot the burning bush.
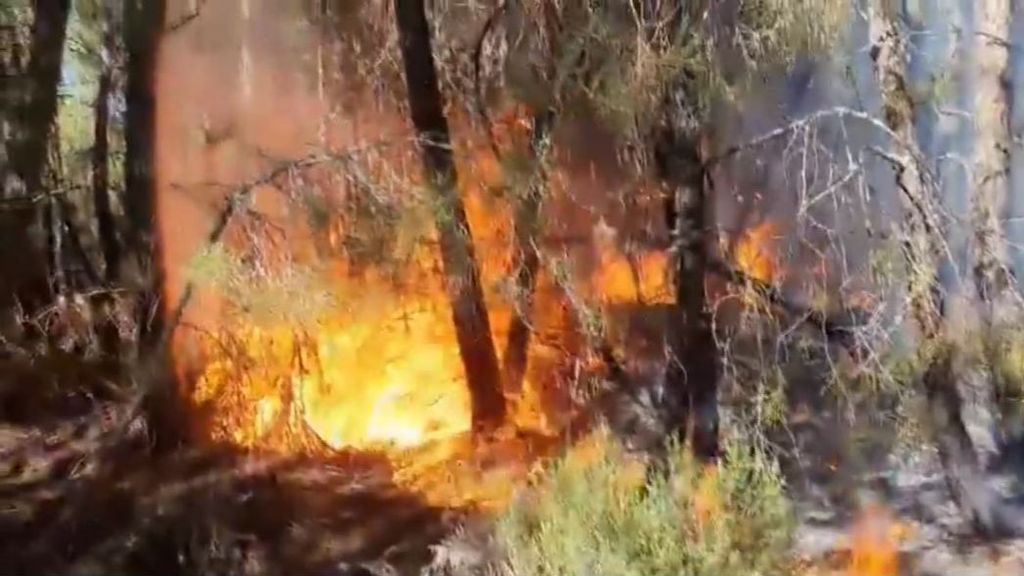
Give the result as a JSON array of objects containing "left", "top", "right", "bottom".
[{"left": 489, "top": 430, "right": 794, "bottom": 576}]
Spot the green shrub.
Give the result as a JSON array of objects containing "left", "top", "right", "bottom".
[{"left": 494, "top": 430, "right": 795, "bottom": 576}]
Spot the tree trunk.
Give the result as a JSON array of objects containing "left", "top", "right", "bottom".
[
  {"left": 658, "top": 125, "right": 719, "bottom": 461},
  {"left": 875, "top": 0, "right": 1022, "bottom": 538},
  {"left": 1007, "top": 1, "right": 1024, "bottom": 279},
  {"left": 4, "top": 0, "right": 69, "bottom": 200},
  {"left": 393, "top": 0, "right": 506, "bottom": 431},
  {"left": 124, "top": 0, "right": 166, "bottom": 347},
  {"left": 0, "top": 0, "right": 70, "bottom": 343},
  {"left": 93, "top": 14, "right": 120, "bottom": 284},
  {"left": 869, "top": 0, "right": 938, "bottom": 336},
  {"left": 924, "top": 346, "right": 1024, "bottom": 537},
  {"left": 971, "top": 0, "right": 1012, "bottom": 305},
  {"left": 125, "top": 0, "right": 182, "bottom": 452}
]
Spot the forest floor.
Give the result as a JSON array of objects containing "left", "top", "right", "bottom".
[{"left": 1, "top": 355, "right": 1024, "bottom": 575}]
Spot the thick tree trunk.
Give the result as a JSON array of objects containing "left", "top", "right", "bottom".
[
  {"left": 4, "top": 0, "right": 69, "bottom": 200},
  {"left": 869, "top": 0, "right": 938, "bottom": 336},
  {"left": 124, "top": 0, "right": 166, "bottom": 347},
  {"left": 393, "top": 0, "right": 506, "bottom": 431},
  {"left": 0, "top": 0, "right": 70, "bottom": 343},
  {"left": 875, "top": 0, "right": 1022, "bottom": 538},
  {"left": 93, "top": 17, "right": 120, "bottom": 284},
  {"left": 924, "top": 346, "right": 1024, "bottom": 537},
  {"left": 971, "top": 0, "right": 1012, "bottom": 305},
  {"left": 1008, "top": 1, "right": 1024, "bottom": 279},
  {"left": 125, "top": 0, "right": 182, "bottom": 452}
]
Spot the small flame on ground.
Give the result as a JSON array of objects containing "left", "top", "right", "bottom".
[{"left": 845, "top": 503, "right": 910, "bottom": 576}]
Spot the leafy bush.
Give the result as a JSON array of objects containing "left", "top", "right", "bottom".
[{"left": 493, "top": 430, "right": 795, "bottom": 576}]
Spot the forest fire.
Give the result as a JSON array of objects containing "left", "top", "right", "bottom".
[{"left": 185, "top": 209, "right": 784, "bottom": 508}]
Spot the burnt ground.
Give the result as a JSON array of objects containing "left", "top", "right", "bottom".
[{"left": 0, "top": 417, "right": 456, "bottom": 576}]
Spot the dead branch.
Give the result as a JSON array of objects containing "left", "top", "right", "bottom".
[
  {"left": 472, "top": 1, "right": 508, "bottom": 161},
  {"left": 706, "top": 257, "right": 864, "bottom": 352},
  {"left": 160, "top": 139, "right": 403, "bottom": 348}
]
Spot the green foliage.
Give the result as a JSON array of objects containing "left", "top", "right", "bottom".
[
  {"left": 520, "top": 0, "right": 847, "bottom": 140},
  {"left": 495, "top": 430, "right": 794, "bottom": 576},
  {"left": 186, "top": 243, "right": 337, "bottom": 328}
]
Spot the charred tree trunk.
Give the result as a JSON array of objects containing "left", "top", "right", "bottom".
[
  {"left": 93, "top": 15, "right": 120, "bottom": 285},
  {"left": 658, "top": 126, "right": 719, "bottom": 461},
  {"left": 123, "top": 0, "right": 165, "bottom": 347},
  {"left": 0, "top": 0, "right": 70, "bottom": 342},
  {"left": 393, "top": 0, "right": 506, "bottom": 431}
]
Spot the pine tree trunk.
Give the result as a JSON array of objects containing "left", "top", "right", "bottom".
[
  {"left": 647, "top": 0, "right": 718, "bottom": 461},
  {"left": 658, "top": 126, "right": 719, "bottom": 461},
  {"left": 93, "top": 15, "right": 120, "bottom": 284},
  {"left": 1007, "top": 2, "right": 1024, "bottom": 279},
  {"left": 875, "top": 0, "right": 1022, "bottom": 537},
  {"left": 393, "top": 0, "right": 506, "bottom": 431},
  {"left": 869, "top": 0, "right": 938, "bottom": 336},
  {"left": 125, "top": 0, "right": 183, "bottom": 452},
  {"left": 124, "top": 0, "right": 166, "bottom": 346},
  {"left": 971, "top": 0, "right": 1012, "bottom": 305},
  {"left": 0, "top": 0, "right": 71, "bottom": 342},
  {"left": 659, "top": 132, "right": 716, "bottom": 459}
]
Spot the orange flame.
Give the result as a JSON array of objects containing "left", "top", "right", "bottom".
[
  {"left": 734, "top": 220, "right": 781, "bottom": 284},
  {"left": 845, "top": 504, "right": 909, "bottom": 576}
]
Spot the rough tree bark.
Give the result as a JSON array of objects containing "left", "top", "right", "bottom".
[
  {"left": 1008, "top": 1, "right": 1024, "bottom": 279},
  {"left": 124, "top": 0, "right": 183, "bottom": 452},
  {"left": 93, "top": 11, "right": 120, "bottom": 284},
  {"left": 874, "top": 0, "right": 1023, "bottom": 538},
  {"left": 971, "top": 0, "right": 1012, "bottom": 305},
  {"left": 3, "top": 0, "right": 69, "bottom": 200},
  {"left": 0, "top": 0, "right": 71, "bottom": 343},
  {"left": 652, "top": 1, "right": 719, "bottom": 461},
  {"left": 658, "top": 125, "right": 719, "bottom": 461},
  {"left": 123, "top": 0, "right": 166, "bottom": 347},
  {"left": 869, "top": 0, "right": 937, "bottom": 336},
  {"left": 393, "top": 0, "right": 506, "bottom": 431}
]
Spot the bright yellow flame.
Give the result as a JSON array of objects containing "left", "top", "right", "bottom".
[
  {"left": 299, "top": 300, "right": 472, "bottom": 450},
  {"left": 735, "top": 220, "right": 781, "bottom": 283}
]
